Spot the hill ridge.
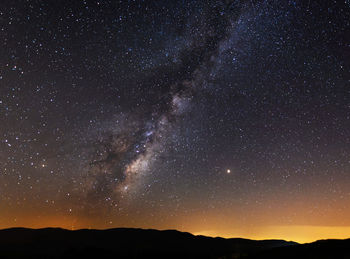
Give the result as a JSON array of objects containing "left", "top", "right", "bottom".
[{"left": 0, "top": 227, "right": 348, "bottom": 259}]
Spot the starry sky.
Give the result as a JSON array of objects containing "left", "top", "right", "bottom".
[{"left": 1, "top": 0, "right": 350, "bottom": 243}]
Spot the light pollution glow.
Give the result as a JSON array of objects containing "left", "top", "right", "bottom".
[{"left": 2, "top": 200, "right": 350, "bottom": 244}]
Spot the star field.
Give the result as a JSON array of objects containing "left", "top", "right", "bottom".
[{"left": 1, "top": 0, "right": 350, "bottom": 242}]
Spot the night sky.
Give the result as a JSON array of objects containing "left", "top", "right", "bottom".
[{"left": 1, "top": 0, "right": 350, "bottom": 243}]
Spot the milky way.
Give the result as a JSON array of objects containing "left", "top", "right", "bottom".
[{"left": 78, "top": 0, "right": 245, "bottom": 204}]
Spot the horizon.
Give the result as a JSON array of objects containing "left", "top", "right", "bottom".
[
  {"left": 1, "top": 224, "right": 350, "bottom": 244},
  {"left": 1, "top": 0, "right": 349, "bottom": 246}
]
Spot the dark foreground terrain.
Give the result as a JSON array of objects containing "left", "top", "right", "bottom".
[{"left": 0, "top": 228, "right": 348, "bottom": 259}]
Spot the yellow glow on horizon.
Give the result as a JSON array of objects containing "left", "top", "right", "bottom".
[
  {"left": 193, "top": 225, "right": 350, "bottom": 244},
  {"left": 2, "top": 207, "right": 350, "bottom": 244}
]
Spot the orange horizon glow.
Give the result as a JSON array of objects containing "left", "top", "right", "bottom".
[
  {"left": 2, "top": 180, "right": 350, "bottom": 244},
  {"left": 1, "top": 220, "right": 350, "bottom": 244},
  {"left": 2, "top": 193, "right": 350, "bottom": 244},
  {"left": 192, "top": 225, "right": 350, "bottom": 244}
]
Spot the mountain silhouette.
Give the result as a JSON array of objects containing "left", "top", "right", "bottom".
[
  {"left": 245, "top": 238, "right": 350, "bottom": 259},
  {"left": 0, "top": 227, "right": 348, "bottom": 259}
]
